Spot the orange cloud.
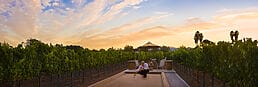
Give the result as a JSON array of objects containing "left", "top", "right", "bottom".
[
  {"left": 100, "top": 13, "right": 172, "bottom": 36},
  {"left": 119, "top": 26, "right": 172, "bottom": 41},
  {"left": 171, "top": 21, "right": 222, "bottom": 33},
  {"left": 214, "top": 9, "right": 258, "bottom": 23},
  {"left": 74, "top": 13, "right": 173, "bottom": 49},
  {"left": 2, "top": 4, "right": 258, "bottom": 49},
  {"left": 72, "top": 8, "right": 258, "bottom": 49},
  {"left": 173, "top": 9, "right": 258, "bottom": 34},
  {"left": 77, "top": 26, "right": 172, "bottom": 49}
]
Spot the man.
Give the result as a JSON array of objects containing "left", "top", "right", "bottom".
[{"left": 137, "top": 61, "right": 149, "bottom": 78}]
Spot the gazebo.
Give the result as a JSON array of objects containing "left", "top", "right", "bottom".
[{"left": 137, "top": 41, "right": 161, "bottom": 51}]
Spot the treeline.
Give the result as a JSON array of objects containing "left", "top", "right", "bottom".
[
  {"left": 169, "top": 39, "right": 258, "bottom": 86},
  {"left": 0, "top": 39, "right": 169, "bottom": 81},
  {"left": 2, "top": 38, "right": 257, "bottom": 86}
]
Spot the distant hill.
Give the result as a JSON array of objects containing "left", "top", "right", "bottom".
[{"left": 169, "top": 47, "right": 177, "bottom": 51}]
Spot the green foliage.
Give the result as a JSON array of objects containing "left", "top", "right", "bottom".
[
  {"left": 0, "top": 43, "right": 14, "bottom": 80},
  {"left": 171, "top": 40, "right": 258, "bottom": 86},
  {"left": 4, "top": 38, "right": 256, "bottom": 86},
  {"left": 0, "top": 39, "right": 170, "bottom": 81}
]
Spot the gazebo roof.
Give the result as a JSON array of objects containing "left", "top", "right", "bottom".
[{"left": 142, "top": 42, "right": 160, "bottom": 47}]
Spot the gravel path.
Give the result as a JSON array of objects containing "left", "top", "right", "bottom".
[{"left": 165, "top": 72, "right": 189, "bottom": 87}]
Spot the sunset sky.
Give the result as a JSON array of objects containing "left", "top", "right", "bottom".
[{"left": 1, "top": 0, "right": 258, "bottom": 49}]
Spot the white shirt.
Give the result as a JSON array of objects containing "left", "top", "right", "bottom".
[
  {"left": 137, "top": 63, "right": 149, "bottom": 71},
  {"left": 143, "top": 63, "right": 149, "bottom": 69}
]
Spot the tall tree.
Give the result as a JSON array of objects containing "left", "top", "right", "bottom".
[
  {"left": 199, "top": 33, "right": 203, "bottom": 43},
  {"left": 230, "top": 31, "right": 234, "bottom": 43},
  {"left": 194, "top": 31, "right": 200, "bottom": 45},
  {"left": 194, "top": 31, "right": 204, "bottom": 46},
  {"left": 235, "top": 30, "right": 239, "bottom": 41}
]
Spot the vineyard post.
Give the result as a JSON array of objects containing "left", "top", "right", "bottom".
[
  {"left": 223, "top": 81, "right": 226, "bottom": 87},
  {"left": 211, "top": 74, "right": 214, "bottom": 87},
  {"left": 188, "top": 66, "right": 190, "bottom": 81},
  {"left": 90, "top": 68, "right": 93, "bottom": 83},
  {"left": 18, "top": 79, "right": 21, "bottom": 87},
  {"left": 111, "top": 63, "right": 114, "bottom": 73},
  {"left": 82, "top": 70, "right": 84, "bottom": 85},
  {"left": 98, "top": 66, "right": 100, "bottom": 80},
  {"left": 38, "top": 76, "right": 40, "bottom": 87},
  {"left": 189, "top": 67, "right": 192, "bottom": 85},
  {"left": 201, "top": 71, "right": 206, "bottom": 87},
  {"left": 71, "top": 72, "right": 73, "bottom": 86},
  {"left": 51, "top": 74, "right": 52, "bottom": 86}
]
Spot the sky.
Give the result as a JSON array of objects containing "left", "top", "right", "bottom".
[{"left": 1, "top": 0, "right": 258, "bottom": 49}]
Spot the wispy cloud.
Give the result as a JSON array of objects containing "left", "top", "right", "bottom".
[
  {"left": 172, "top": 8, "right": 258, "bottom": 33},
  {"left": 73, "top": 12, "right": 173, "bottom": 49},
  {"left": 101, "top": 12, "right": 173, "bottom": 35},
  {"left": 0, "top": 0, "right": 40, "bottom": 40},
  {"left": 214, "top": 11, "right": 258, "bottom": 23},
  {"left": 37, "top": 0, "right": 149, "bottom": 40},
  {"left": 95, "top": 0, "right": 145, "bottom": 23},
  {"left": 1, "top": 0, "right": 258, "bottom": 49},
  {"left": 154, "top": 11, "right": 171, "bottom": 15},
  {"left": 0, "top": 0, "right": 149, "bottom": 46},
  {"left": 77, "top": 26, "right": 171, "bottom": 49},
  {"left": 75, "top": 7, "right": 258, "bottom": 49}
]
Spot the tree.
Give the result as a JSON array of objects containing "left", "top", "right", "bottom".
[
  {"left": 230, "top": 30, "right": 240, "bottom": 43},
  {"left": 124, "top": 45, "right": 134, "bottom": 52},
  {"left": 230, "top": 31, "right": 234, "bottom": 42},
  {"left": 99, "top": 49, "right": 105, "bottom": 52},
  {"left": 199, "top": 33, "right": 203, "bottom": 43},
  {"left": 235, "top": 30, "right": 239, "bottom": 41},
  {"left": 202, "top": 39, "right": 215, "bottom": 46},
  {"left": 194, "top": 31, "right": 200, "bottom": 44},
  {"left": 194, "top": 31, "right": 204, "bottom": 46},
  {"left": 65, "top": 45, "right": 84, "bottom": 51}
]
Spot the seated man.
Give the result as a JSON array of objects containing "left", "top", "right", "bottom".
[{"left": 137, "top": 61, "right": 149, "bottom": 78}]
